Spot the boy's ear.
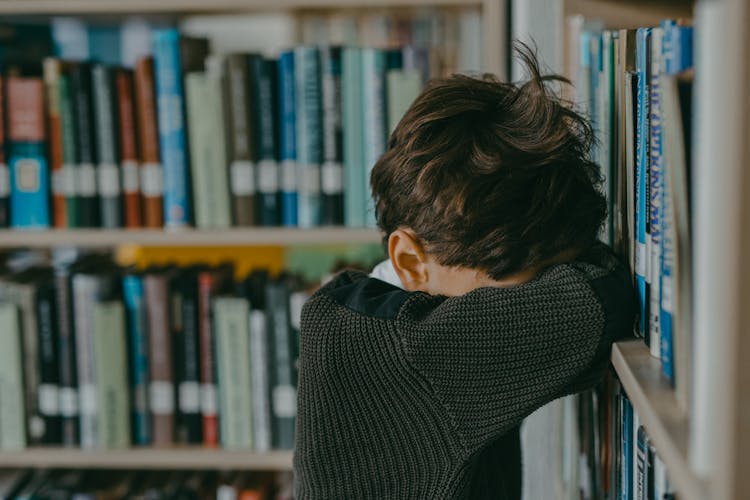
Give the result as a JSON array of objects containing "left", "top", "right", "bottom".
[{"left": 388, "top": 228, "right": 429, "bottom": 292}]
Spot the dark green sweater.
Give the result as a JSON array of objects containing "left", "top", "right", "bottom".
[{"left": 294, "top": 247, "right": 635, "bottom": 499}]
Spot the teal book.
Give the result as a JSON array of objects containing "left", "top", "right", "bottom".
[
  {"left": 342, "top": 48, "right": 365, "bottom": 228},
  {"left": 361, "top": 49, "right": 387, "bottom": 227}
]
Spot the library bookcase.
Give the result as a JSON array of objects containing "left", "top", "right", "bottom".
[{"left": 0, "top": 0, "right": 508, "bottom": 485}]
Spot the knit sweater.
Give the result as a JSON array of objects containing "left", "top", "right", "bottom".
[{"left": 294, "top": 246, "right": 635, "bottom": 499}]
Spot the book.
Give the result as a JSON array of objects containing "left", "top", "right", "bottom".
[
  {"left": 319, "top": 46, "right": 344, "bottom": 226},
  {"left": 634, "top": 28, "right": 652, "bottom": 339},
  {"left": 143, "top": 269, "right": 175, "bottom": 446},
  {"left": 58, "top": 69, "right": 79, "bottom": 228},
  {"left": 69, "top": 62, "right": 99, "bottom": 227},
  {"left": 35, "top": 271, "right": 62, "bottom": 444},
  {"left": 115, "top": 68, "right": 142, "bottom": 228},
  {"left": 134, "top": 57, "right": 164, "bottom": 228},
  {"left": 92, "top": 300, "right": 130, "bottom": 448},
  {"left": 361, "top": 48, "right": 387, "bottom": 227},
  {"left": 122, "top": 273, "right": 151, "bottom": 445},
  {"left": 91, "top": 64, "right": 123, "bottom": 228},
  {"left": 225, "top": 53, "right": 257, "bottom": 226},
  {"left": 0, "top": 75, "right": 8, "bottom": 228},
  {"left": 53, "top": 250, "right": 79, "bottom": 446},
  {"left": 171, "top": 267, "right": 203, "bottom": 444},
  {"left": 265, "top": 278, "right": 297, "bottom": 449},
  {"left": 278, "top": 51, "right": 298, "bottom": 227},
  {"left": 6, "top": 76, "right": 50, "bottom": 229},
  {"left": 294, "top": 47, "right": 322, "bottom": 228},
  {"left": 0, "top": 302, "right": 26, "bottom": 450},
  {"left": 249, "top": 56, "right": 281, "bottom": 226},
  {"left": 153, "top": 30, "right": 209, "bottom": 227},
  {"left": 342, "top": 47, "right": 365, "bottom": 228},
  {"left": 386, "top": 69, "right": 422, "bottom": 134},
  {"left": 213, "top": 296, "right": 254, "bottom": 449},
  {"left": 44, "top": 58, "right": 68, "bottom": 228},
  {"left": 187, "top": 55, "right": 231, "bottom": 229}
]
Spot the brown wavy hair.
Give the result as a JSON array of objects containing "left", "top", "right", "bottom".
[{"left": 370, "top": 43, "right": 606, "bottom": 280}]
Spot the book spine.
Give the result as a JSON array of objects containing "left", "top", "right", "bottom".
[
  {"left": 648, "top": 28, "right": 663, "bottom": 360},
  {"left": 620, "top": 393, "right": 633, "bottom": 500},
  {"left": 36, "top": 277, "right": 62, "bottom": 444},
  {"left": 92, "top": 64, "right": 123, "bottom": 228},
  {"left": 185, "top": 73, "right": 211, "bottom": 228},
  {"left": 122, "top": 275, "right": 151, "bottom": 445},
  {"left": 659, "top": 71, "right": 675, "bottom": 383},
  {"left": 266, "top": 280, "right": 296, "bottom": 449},
  {"left": 249, "top": 309, "right": 272, "bottom": 452},
  {"left": 70, "top": 63, "right": 100, "bottom": 227},
  {"left": 214, "top": 297, "right": 253, "bottom": 449},
  {"left": 153, "top": 29, "right": 191, "bottom": 228},
  {"left": 636, "top": 425, "right": 647, "bottom": 500},
  {"left": 295, "top": 47, "right": 322, "bottom": 228},
  {"left": 116, "top": 69, "right": 142, "bottom": 228},
  {"left": 144, "top": 274, "right": 175, "bottom": 446},
  {"left": 634, "top": 28, "right": 651, "bottom": 339},
  {"left": 226, "top": 54, "right": 257, "bottom": 226},
  {"left": 55, "top": 270, "right": 79, "bottom": 446},
  {"left": 72, "top": 275, "right": 99, "bottom": 448},
  {"left": 320, "top": 46, "right": 344, "bottom": 226},
  {"left": 250, "top": 57, "right": 280, "bottom": 226},
  {"left": 134, "top": 57, "right": 164, "bottom": 228},
  {"left": 0, "top": 76, "right": 8, "bottom": 228},
  {"left": 173, "top": 273, "right": 202, "bottom": 444},
  {"left": 93, "top": 301, "right": 130, "bottom": 448},
  {"left": 278, "top": 51, "right": 298, "bottom": 227},
  {"left": 7, "top": 77, "right": 50, "bottom": 229},
  {"left": 197, "top": 272, "right": 219, "bottom": 446},
  {"left": 0, "top": 303, "right": 26, "bottom": 450},
  {"left": 44, "top": 58, "right": 68, "bottom": 228},
  {"left": 386, "top": 70, "right": 422, "bottom": 135},
  {"left": 342, "top": 48, "right": 365, "bottom": 228},
  {"left": 59, "top": 74, "right": 79, "bottom": 228},
  {"left": 204, "top": 56, "right": 232, "bottom": 228},
  {"left": 361, "top": 49, "right": 387, "bottom": 227}
]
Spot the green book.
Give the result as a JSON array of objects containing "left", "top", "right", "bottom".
[
  {"left": 93, "top": 301, "right": 131, "bottom": 448},
  {"left": 342, "top": 47, "right": 365, "bottom": 228},
  {"left": 386, "top": 70, "right": 422, "bottom": 134},
  {"left": 213, "top": 296, "right": 253, "bottom": 449},
  {"left": 59, "top": 73, "right": 78, "bottom": 227},
  {"left": 0, "top": 303, "right": 26, "bottom": 450}
]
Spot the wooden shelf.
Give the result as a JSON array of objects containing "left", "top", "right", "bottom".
[
  {"left": 0, "top": 228, "right": 381, "bottom": 247},
  {"left": 611, "top": 341, "right": 706, "bottom": 500},
  {"left": 0, "top": 0, "right": 481, "bottom": 14},
  {"left": 0, "top": 447, "right": 293, "bottom": 470}
]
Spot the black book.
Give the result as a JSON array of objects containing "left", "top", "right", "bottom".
[
  {"left": 91, "top": 64, "right": 122, "bottom": 228},
  {"left": 171, "top": 266, "right": 203, "bottom": 444},
  {"left": 54, "top": 252, "right": 80, "bottom": 446},
  {"left": 319, "top": 47, "right": 344, "bottom": 225},
  {"left": 69, "top": 62, "right": 100, "bottom": 227},
  {"left": 249, "top": 56, "right": 281, "bottom": 226},
  {"left": 35, "top": 269, "right": 62, "bottom": 444}
]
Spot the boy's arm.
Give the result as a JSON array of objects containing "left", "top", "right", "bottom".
[{"left": 397, "top": 261, "right": 635, "bottom": 455}]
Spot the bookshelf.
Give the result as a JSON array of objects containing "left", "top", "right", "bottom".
[
  {"left": 0, "top": 228, "right": 381, "bottom": 247},
  {"left": 0, "top": 448, "right": 293, "bottom": 471}
]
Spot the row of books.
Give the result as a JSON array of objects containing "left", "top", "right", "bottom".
[
  {"left": 0, "top": 13, "right": 477, "bottom": 231},
  {"left": 0, "top": 469, "right": 292, "bottom": 500},
  {"left": 0, "top": 252, "right": 309, "bottom": 451},
  {"left": 570, "top": 17, "right": 694, "bottom": 408}
]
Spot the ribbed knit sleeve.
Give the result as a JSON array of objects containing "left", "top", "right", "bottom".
[{"left": 397, "top": 261, "right": 633, "bottom": 454}]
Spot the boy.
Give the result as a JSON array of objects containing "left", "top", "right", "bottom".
[{"left": 293, "top": 47, "right": 636, "bottom": 499}]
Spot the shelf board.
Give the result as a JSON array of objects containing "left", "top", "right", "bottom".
[
  {"left": 0, "top": 0, "right": 481, "bottom": 14},
  {"left": 0, "top": 228, "right": 381, "bottom": 247},
  {"left": 0, "top": 447, "right": 293, "bottom": 470},
  {"left": 611, "top": 341, "right": 706, "bottom": 500}
]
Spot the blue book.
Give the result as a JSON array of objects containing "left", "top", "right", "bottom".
[
  {"left": 342, "top": 47, "right": 365, "bottom": 228},
  {"left": 361, "top": 49, "right": 387, "bottom": 227},
  {"left": 621, "top": 394, "right": 633, "bottom": 500},
  {"left": 294, "top": 47, "right": 322, "bottom": 228},
  {"left": 122, "top": 274, "right": 151, "bottom": 445},
  {"left": 648, "top": 27, "right": 664, "bottom": 360},
  {"left": 278, "top": 51, "right": 298, "bottom": 227},
  {"left": 88, "top": 25, "right": 121, "bottom": 65},
  {"left": 634, "top": 28, "right": 652, "bottom": 338},
  {"left": 10, "top": 143, "right": 50, "bottom": 228},
  {"left": 152, "top": 29, "right": 192, "bottom": 228}
]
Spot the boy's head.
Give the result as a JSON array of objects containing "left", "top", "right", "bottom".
[{"left": 371, "top": 45, "right": 606, "bottom": 296}]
